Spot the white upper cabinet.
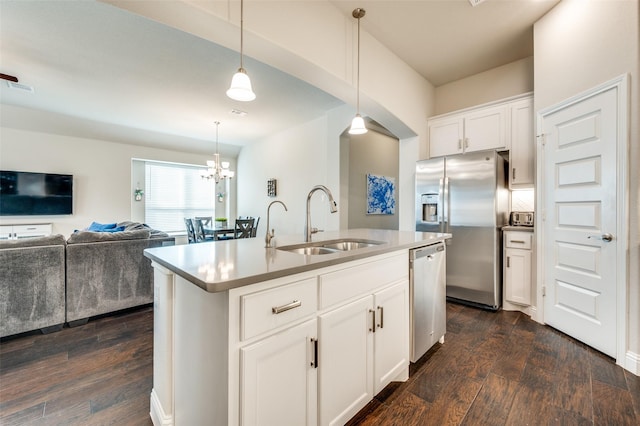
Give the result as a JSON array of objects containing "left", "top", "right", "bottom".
[
  {"left": 509, "top": 97, "right": 535, "bottom": 188},
  {"left": 427, "top": 95, "right": 533, "bottom": 173},
  {"left": 428, "top": 115, "right": 464, "bottom": 157}
]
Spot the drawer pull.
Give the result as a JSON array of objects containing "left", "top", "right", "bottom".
[
  {"left": 510, "top": 240, "right": 526, "bottom": 244},
  {"left": 271, "top": 300, "right": 301, "bottom": 314}
]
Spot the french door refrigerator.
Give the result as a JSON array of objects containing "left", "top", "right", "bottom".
[{"left": 415, "top": 150, "right": 509, "bottom": 310}]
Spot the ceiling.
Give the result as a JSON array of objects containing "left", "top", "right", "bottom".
[{"left": 0, "top": 0, "right": 559, "bottom": 157}]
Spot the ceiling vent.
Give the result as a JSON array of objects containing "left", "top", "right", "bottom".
[
  {"left": 468, "top": 0, "right": 487, "bottom": 6},
  {"left": 6, "top": 81, "right": 34, "bottom": 93}
]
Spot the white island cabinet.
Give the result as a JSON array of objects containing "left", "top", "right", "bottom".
[{"left": 144, "top": 229, "right": 449, "bottom": 426}]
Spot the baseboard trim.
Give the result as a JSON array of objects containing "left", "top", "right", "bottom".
[
  {"left": 150, "top": 389, "right": 173, "bottom": 426},
  {"left": 623, "top": 350, "right": 640, "bottom": 376}
]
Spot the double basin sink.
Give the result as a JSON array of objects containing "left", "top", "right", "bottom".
[{"left": 277, "top": 238, "right": 385, "bottom": 255}]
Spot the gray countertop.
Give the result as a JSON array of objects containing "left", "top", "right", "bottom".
[{"left": 144, "top": 228, "right": 451, "bottom": 293}]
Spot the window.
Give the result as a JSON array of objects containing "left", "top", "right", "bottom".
[{"left": 144, "top": 161, "right": 215, "bottom": 233}]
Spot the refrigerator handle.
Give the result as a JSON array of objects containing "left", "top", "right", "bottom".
[
  {"left": 438, "top": 178, "right": 444, "bottom": 233},
  {"left": 443, "top": 177, "right": 450, "bottom": 234}
]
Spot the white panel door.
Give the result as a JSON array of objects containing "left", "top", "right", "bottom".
[{"left": 542, "top": 87, "right": 617, "bottom": 357}]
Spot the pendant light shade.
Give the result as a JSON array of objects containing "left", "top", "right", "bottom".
[
  {"left": 227, "top": 68, "right": 256, "bottom": 101},
  {"left": 227, "top": 0, "right": 255, "bottom": 102},
  {"left": 349, "top": 114, "right": 367, "bottom": 135},
  {"left": 348, "top": 7, "right": 367, "bottom": 135}
]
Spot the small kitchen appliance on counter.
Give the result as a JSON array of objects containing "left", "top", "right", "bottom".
[{"left": 509, "top": 211, "right": 534, "bottom": 227}]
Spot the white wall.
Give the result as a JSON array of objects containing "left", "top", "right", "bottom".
[
  {"left": 0, "top": 126, "right": 215, "bottom": 237},
  {"left": 434, "top": 57, "right": 534, "bottom": 115},
  {"left": 534, "top": 0, "right": 639, "bottom": 370},
  {"left": 236, "top": 114, "right": 335, "bottom": 240}
]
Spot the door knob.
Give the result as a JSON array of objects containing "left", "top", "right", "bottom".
[{"left": 588, "top": 233, "right": 613, "bottom": 242}]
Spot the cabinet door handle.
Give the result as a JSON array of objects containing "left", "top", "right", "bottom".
[
  {"left": 464, "top": 138, "right": 469, "bottom": 149},
  {"left": 512, "top": 168, "right": 516, "bottom": 180},
  {"left": 310, "top": 338, "right": 318, "bottom": 368},
  {"left": 507, "top": 256, "right": 510, "bottom": 268},
  {"left": 272, "top": 300, "right": 301, "bottom": 314},
  {"left": 377, "top": 306, "right": 384, "bottom": 329},
  {"left": 458, "top": 139, "right": 462, "bottom": 150},
  {"left": 369, "top": 309, "right": 376, "bottom": 333}
]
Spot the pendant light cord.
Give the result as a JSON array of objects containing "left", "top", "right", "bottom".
[
  {"left": 240, "top": 0, "right": 244, "bottom": 71},
  {"left": 356, "top": 12, "right": 361, "bottom": 114}
]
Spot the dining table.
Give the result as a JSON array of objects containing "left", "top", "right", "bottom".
[{"left": 204, "top": 227, "right": 235, "bottom": 240}]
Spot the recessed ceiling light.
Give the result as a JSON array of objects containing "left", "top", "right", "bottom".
[{"left": 230, "top": 108, "right": 248, "bottom": 117}]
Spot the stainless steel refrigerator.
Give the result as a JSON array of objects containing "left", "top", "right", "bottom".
[{"left": 415, "top": 150, "right": 509, "bottom": 310}]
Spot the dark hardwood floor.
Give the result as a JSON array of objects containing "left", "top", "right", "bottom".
[{"left": 1, "top": 303, "right": 638, "bottom": 425}]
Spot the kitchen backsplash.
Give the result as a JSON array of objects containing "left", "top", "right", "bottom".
[{"left": 511, "top": 189, "right": 535, "bottom": 212}]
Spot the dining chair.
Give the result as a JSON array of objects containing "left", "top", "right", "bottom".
[
  {"left": 193, "top": 218, "right": 213, "bottom": 242},
  {"left": 251, "top": 216, "right": 260, "bottom": 237},
  {"left": 195, "top": 216, "right": 213, "bottom": 228},
  {"left": 184, "top": 218, "right": 196, "bottom": 244},
  {"left": 234, "top": 219, "right": 254, "bottom": 239}
]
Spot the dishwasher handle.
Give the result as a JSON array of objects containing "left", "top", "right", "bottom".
[{"left": 412, "top": 243, "right": 445, "bottom": 261}]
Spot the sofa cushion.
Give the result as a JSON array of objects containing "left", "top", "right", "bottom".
[
  {"left": 0, "top": 237, "right": 66, "bottom": 337},
  {"left": 0, "top": 234, "right": 66, "bottom": 249},
  {"left": 67, "top": 229, "right": 150, "bottom": 244},
  {"left": 117, "top": 221, "right": 169, "bottom": 238},
  {"left": 86, "top": 221, "right": 125, "bottom": 232}
]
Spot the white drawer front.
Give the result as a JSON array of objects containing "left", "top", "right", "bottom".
[
  {"left": 505, "top": 232, "right": 532, "bottom": 249},
  {"left": 241, "top": 277, "right": 317, "bottom": 341},
  {"left": 319, "top": 252, "right": 408, "bottom": 309},
  {"left": 13, "top": 224, "right": 52, "bottom": 236}
]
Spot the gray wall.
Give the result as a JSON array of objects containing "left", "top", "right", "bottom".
[{"left": 345, "top": 128, "right": 399, "bottom": 230}]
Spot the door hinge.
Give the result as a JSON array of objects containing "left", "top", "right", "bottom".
[{"left": 536, "top": 134, "right": 546, "bottom": 146}]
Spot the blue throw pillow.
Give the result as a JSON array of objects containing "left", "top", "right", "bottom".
[{"left": 87, "top": 222, "right": 120, "bottom": 232}]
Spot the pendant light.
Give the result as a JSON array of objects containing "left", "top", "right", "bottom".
[
  {"left": 227, "top": 0, "right": 256, "bottom": 102},
  {"left": 349, "top": 8, "right": 367, "bottom": 135},
  {"left": 201, "top": 121, "right": 235, "bottom": 183}
]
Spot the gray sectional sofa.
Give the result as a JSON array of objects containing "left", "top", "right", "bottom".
[
  {"left": 0, "top": 234, "right": 67, "bottom": 338},
  {"left": 0, "top": 222, "right": 174, "bottom": 337}
]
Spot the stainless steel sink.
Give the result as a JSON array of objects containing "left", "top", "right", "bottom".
[
  {"left": 321, "top": 241, "right": 380, "bottom": 251},
  {"left": 284, "top": 246, "right": 340, "bottom": 255},
  {"left": 277, "top": 238, "right": 384, "bottom": 255}
]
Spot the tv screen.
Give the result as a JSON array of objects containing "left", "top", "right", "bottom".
[{"left": 0, "top": 170, "right": 73, "bottom": 216}]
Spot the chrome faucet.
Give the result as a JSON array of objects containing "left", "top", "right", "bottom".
[
  {"left": 265, "top": 200, "right": 288, "bottom": 247},
  {"left": 305, "top": 185, "right": 338, "bottom": 242}
]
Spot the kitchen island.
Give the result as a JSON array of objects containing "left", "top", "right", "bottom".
[{"left": 144, "top": 228, "right": 450, "bottom": 426}]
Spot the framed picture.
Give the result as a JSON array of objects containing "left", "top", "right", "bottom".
[{"left": 366, "top": 174, "right": 396, "bottom": 215}]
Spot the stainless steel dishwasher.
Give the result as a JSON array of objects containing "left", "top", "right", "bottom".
[{"left": 409, "top": 241, "right": 446, "bottom": 363}]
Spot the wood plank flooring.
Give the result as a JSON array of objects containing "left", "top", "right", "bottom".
[{"left": 1, "top": 303, "right": 638, "bottom": 425}]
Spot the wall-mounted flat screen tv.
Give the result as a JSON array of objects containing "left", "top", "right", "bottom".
[{"left": 0, "top": 170, "right": 73, "bottom": 216}]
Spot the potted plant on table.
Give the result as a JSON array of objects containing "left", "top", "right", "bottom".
[{"left": 215, "top": 217, "right": 228, "bottom": 229}]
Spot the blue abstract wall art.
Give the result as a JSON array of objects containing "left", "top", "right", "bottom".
[{"left": 366, "top": 174, "right": 396, "bottom": 215}]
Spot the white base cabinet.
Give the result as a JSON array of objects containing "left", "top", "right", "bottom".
[
  {"left": 152, "top": 250, "right": 410, "bottom": 426},
  {"left": 0, "top": 223, "right": 52, "bottom": 240},
  {"left": 241, "top": 318, "right": 318, "bottom": 426},
  {"left": 503, "top": 231, "right": 533, "bottom": 309}
]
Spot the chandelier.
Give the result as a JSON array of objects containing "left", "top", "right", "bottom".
[{"left": 201, "top": 121, "right": 235, "bottom": 183}]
